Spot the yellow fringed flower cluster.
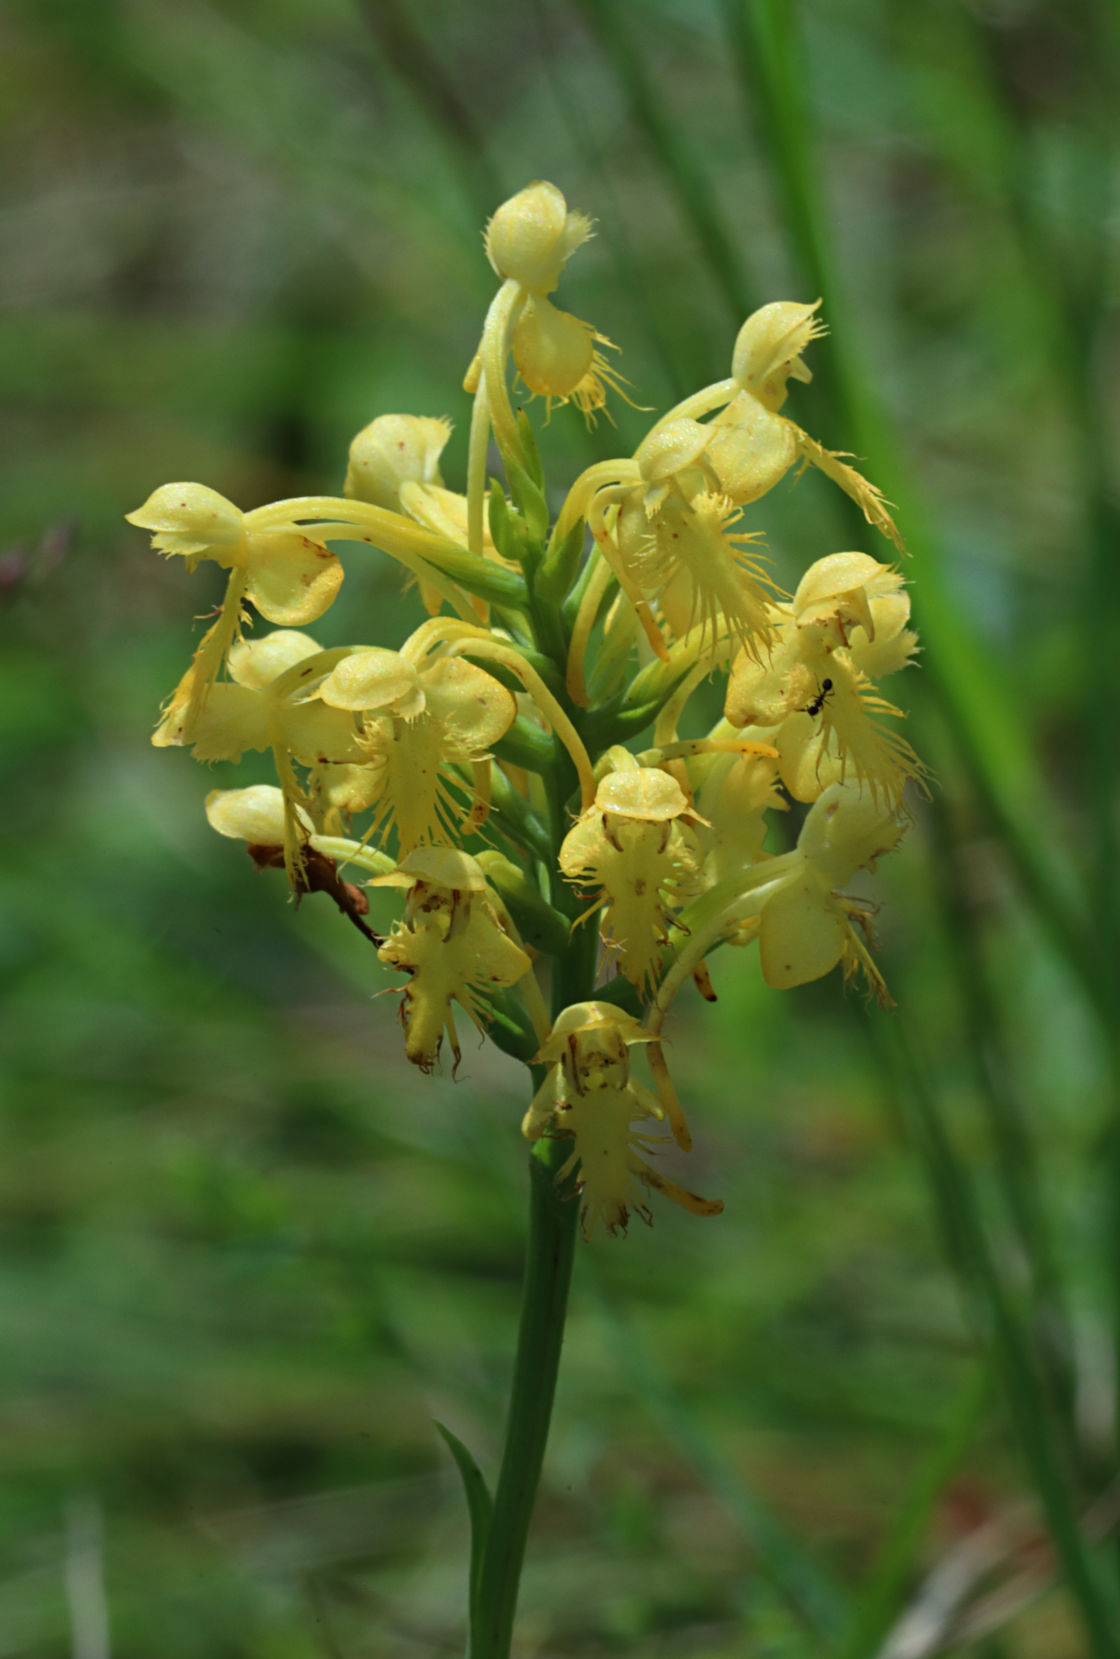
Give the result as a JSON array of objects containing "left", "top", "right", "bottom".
[{"left": 133, "top": 181, "right": 925, "bottom": 1240}]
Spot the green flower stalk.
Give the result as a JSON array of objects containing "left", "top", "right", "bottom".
[{"left": 130, "top": 178, "right": 924, "bottom": 1657}]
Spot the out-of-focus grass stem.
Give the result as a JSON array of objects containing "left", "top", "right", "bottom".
[
  {"left": 579, "top": 0, "right": 1108, "bottom": 1043},
  {"left": 585, "top": 1267, "right": 850, "bottom": 1641},
  {"left": 573, "top": 0, "right": 756, "bottom": 320},
  {"left": 717, "top": 0, "right": 1115, "bottom": 1037},
  {"left": 926, "top": 788, "right": 1082, "bottom": 1468},
  {"left": 871, "top": 1015, "right": 1120, "bottom": 1659},
  {"left": 839, "top": 1367, "right": 988, "bottom": 1659},
  {"left": 957, "top": 8, "right": 1120, "bottom": 1474},
  {"left": 355, "top": 0, "right": 504, "bottom": 220}
]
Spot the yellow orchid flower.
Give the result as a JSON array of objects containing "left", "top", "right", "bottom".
[
  {"left": 726, "top": 553, "right": 925, "bottom": 807},
  {"left": 477, "top": 180, "right": 623, "bottom": 423},
  {"left": 373, "top": 849, "right": 531, "bottom": 1073},
  {"left": 128, "top": 482, "right": 345, "bottom": 624},
  {"left": 523, "top": 1002, "right": 723, "bottom": 1239},
  {"left": 153, "top": 630, "right": 361, "bottom": 765},
  {"left": 139, "top": 181, "right": 926, "bottom": 1264},
  {"left": 317, "top": 643, "right": 516, "bottom": 850},
  {"left": 128, "top": 483, "right": 345, "bottom": 739},
  {"left": 560, "top": 764, "right": 701, "bottom": 989},
  {"left": 756, "top": 782, "right": 906, "bottom": 1002},
  {"left": 646, "top": 301, "right": 902, "bottom": 549},
  {"left": 157, "top": 630, "right": 363, "bottom": 881}
]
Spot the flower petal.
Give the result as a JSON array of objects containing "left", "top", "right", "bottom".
[
  {"left": 158, "top": 684, "right": 271, "bottom": 760},
  {"left": 126, "top": 483, "right": 244, "bottom": 558},
  {"left": 228, "top": 630, "right": 322, "bottom": 690},
  {"left": 759, "top": 876, "right": 846, "bottom": 989},
  {"left": 244, "top": 530, "right": 343, "bottom": 625},
  {"left": 205, "top": 784, "right": 312, "bottom": 844},
  {"left": 421, "top": 658, "right": 517, "bottom": 757},
  {"left": 319, "top": 649, "right": 422, "bottom": 715}
]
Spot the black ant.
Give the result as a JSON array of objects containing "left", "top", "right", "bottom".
[{"left": 804, "top": 677, "right": 834, "bottom": 718}]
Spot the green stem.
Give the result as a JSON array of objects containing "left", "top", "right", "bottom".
[
  {"left": 471, "top": 744, "right": 595, "bottom": 1657},
  {"left": 471, "top": 1132, "right": 580, "bottom": 1659}
]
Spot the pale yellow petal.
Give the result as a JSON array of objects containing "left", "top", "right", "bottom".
[
  {"left": 126, "top": 482, "right": 243, "bottom": 558},
  {"left": 282, "top": 702, "right": 365, "bottom": 766},
  {"left": 205, "top": 784, "right": 312, "bottom": 844},
  {"left": 244, "top": 530, "right": 343, "bottom": 625},
  {"left": 420, "top": 658, "right": 517, "bottom": 757},
  {"left": 227, "top": 630, "right": 322, "bottom": 690},
  {"left": 759, "top": 877, "right": 846, "bottom": 989},
  {"left": 319, "top": 649, "right": 422, "bottom": 715},
  {"left": 167, "top": 684, "right": 271, "bottom": 761}
]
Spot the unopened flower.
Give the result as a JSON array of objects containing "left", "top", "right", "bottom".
[
  {"left": 374, "top": 849, "right": 531, "bottom": 1072},
  {"left": 523, "top": 1002, "right": 723, "bottom": 1238}
]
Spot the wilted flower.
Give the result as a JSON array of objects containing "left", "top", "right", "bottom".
[
  {"left": 374, "top": 849, "right": 531, "bottom": 1072},
  {"left": 523, "top": 1003, "right": 723, "bottom": 1238}
]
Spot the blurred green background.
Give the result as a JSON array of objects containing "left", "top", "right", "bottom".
[{"left": 2, "top": 1, "right": 1118, "bottom": 1654}]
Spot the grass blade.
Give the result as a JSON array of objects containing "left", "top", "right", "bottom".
[
  {"left": 434, "top": 1419, "right": 494, "bottom": 1634},
  {"left": 586, "top": 1265, "right": 850, "bottom": 1640},
  {"left": 870, "top": 1014, "right": 1120, "bottom": 1658},
  {"left": 839, "top": 1368, "right": 988, "bottom": 1659}
]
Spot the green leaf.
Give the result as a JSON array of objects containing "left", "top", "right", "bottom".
[
  {"left": 539, "top": 518, "right": 589, "bottom": 607},
  {"left": 486, "top": 478, "right": 514, "bottom": 555},
  {"left": 580, "top": 697, "right": 663, "bottom": 751},
  {"left": 493, "top": 716, "right": 557, "bottom": 773},
  {"left": 479, "top": 854, "right": 572, "bottom": 956},
  {"left": 458, "top": 642, "right": 562, "bottom": 700},
  {"left": 504, "top": 451, "right": 549, "bottom": 546},
  {"left": 434, "top": 1420, "right": 493, "bottom": 1633},
  {"left": 515, "top": 407, "right": 545, "bottom": 492},
  {"left": 478, "top": 990, "right": 540, "bottom": 1064}
]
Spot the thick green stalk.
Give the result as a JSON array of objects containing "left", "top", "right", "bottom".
[
  {"left": 470, "top": 738, "right": 597, "bottom": 1659},
  {"left": 470, "top": 1131, "right": 581, "bottom": 1658}
]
